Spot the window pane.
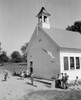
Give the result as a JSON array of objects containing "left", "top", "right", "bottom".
[
  {"left": 76, "top": 57, "right": 80, "bottom": 69},
  {"left": 64, "top": 57, "right": 69, "bottom": 70},
  {"left": 70, "top": 57, "right": 75, "bottom": 70}
]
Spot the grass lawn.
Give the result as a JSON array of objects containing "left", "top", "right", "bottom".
[
  {"left": 24, "top": 90, "right": 81, "bottom": 100},
  {"left": 0, "top": 63, "right": 27, "bottom": 75}
]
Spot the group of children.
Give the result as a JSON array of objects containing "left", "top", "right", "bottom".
[
  {"left": 20, "top": 67, "right": 34, "bottom": 85},
  {"left": 55, "top": 73, "right": 80, "bottom": 89},
  {"left": 2, "top": 69, "right": 80, "bottom": 89},
  {"left": 55, "top": 73, "right": 69, "bottom": 89}
]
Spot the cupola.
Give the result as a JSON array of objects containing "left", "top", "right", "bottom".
[{"left": 36, "top": 7, "right": 51, "bottom": 29}]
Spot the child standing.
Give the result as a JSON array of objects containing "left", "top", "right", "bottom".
[
  {"left": 61, "top": 73, "right": 65, "bottom": 88},
  {"left": 20, "top": 69, "right": 25, "bottom": 80},
  {"left": 74, "top": 76, "right": 79, "bottom": 86},
  {"left": 4, "top": 72, "right": 8, "bottom": 81},
  {"left": 31, "top": 73, "right": 34, "bottom": 85},
  {"left": 64, "top": 73, "right": 69, "bottom": 89}
]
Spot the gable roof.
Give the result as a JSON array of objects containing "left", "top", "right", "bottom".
[
  {"left": 43, "top": 27, "right": 81, "bottom": 49},
  {"left": 26, "top": 26, "right": 81, "bottom": 54},
  {"left": 36, "top": 7, "right": 50, "bottom": 17}
]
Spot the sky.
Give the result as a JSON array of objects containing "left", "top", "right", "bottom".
[{"left": 0, "top": 0, "right": 81, "bottom": 56}]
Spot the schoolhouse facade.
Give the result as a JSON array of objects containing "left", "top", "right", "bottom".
[{"left": 26, "top": 7, "right": 81, "bottom": 81}]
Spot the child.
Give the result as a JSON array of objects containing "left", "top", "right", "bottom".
[
  {"left": 64, "top": 73, "right": 69, "bottom": 89},
  {"left": 74, "top": 76, "right": 79, "bottom": 86},
  {"left": 26, "top": 69, "right": 30, "bottom": 77},
  {"left": 61, "top": 73, "right": 65, "bottom": 88},
  {"left": 21, "top": 70, "right": 25, "bottom": 80},
  {"left": 31, "top": 73, "right": 34, "bottom": 85},
  {"left": 56, "top": 74, "right": 61, "bottom": 88},
  {"left": 4, "top": 72, "right": 8, "bottom": 81}
]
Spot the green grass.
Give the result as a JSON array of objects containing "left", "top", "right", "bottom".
[{"left": 23, "top": 90, "right": 81, "bottom": 100}]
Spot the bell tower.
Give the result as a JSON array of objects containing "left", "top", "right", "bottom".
[{"left": 36, "top": 7, "right": 50, "bottom": 29}]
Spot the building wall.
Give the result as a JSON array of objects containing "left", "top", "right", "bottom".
[
  {"left": 60, "top": 48, "right": 81, "bottom": 81},
  {"left": 27, "top": 28, "right": 60, "bottom": 79}
]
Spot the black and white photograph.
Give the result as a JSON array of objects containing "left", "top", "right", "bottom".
[{"left": 0, "top": 0, "right": 81, "bottom": 100}]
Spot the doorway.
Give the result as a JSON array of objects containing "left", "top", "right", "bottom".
[{"left": 30, "top": 61, "right": 33, "bottom": 75}]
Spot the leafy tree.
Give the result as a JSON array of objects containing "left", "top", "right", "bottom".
[
  {"left": 66, "top": 21, "right": 81, "bottom": 34},
  {"left": 21, "top": 54, "right": 27, "bottom": 62},
  {"left": 0, "top": 51, "right": 9, "bottom": 63},
  {"left": 21, "top": 42, "right": 28, "bottom": 54},
  {"left": 11, "top": 51, "right": 22, "bottom": 63},
  {"left": 21, "top": 42, "right": 28, "bottom": 62}
]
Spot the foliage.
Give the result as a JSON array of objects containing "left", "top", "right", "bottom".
[
  {"left": 21, "top": 42, "right": 28, "bottom": 62},
  {"left": 0, "top": 51, "right": 9, "bottom": 63},
  {"left": 22, "top": 54, "right": 27, "bottom": 62},
  {"left": 21, "top": 42, "right": 28, "bottom": 54},
  {"left": 66, "top": 21, "right": 81, "bottom": 34},
  {"left": 11, "top": 51, "right": 22, "bottom": 63}
]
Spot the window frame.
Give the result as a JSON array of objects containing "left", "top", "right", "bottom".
[
  {"left": 75, "top": 57, "right": 80, "bottom": 70},
  {"left": 70, "top": 57, "right": 75, "bottom": 70},
  {"left": 63, "top": 57, "right": 69, "bottom": 71},
  {"left": 63, "top": 56, "right": 81, "bottom": 71}
]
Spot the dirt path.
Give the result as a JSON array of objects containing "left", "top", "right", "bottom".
[{"left": 0, "top": 72, "right": 51, "bottom": 100}]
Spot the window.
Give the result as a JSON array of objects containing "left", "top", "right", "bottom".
[
  {"left": 70, "top": 57, "right": 75, "bottom": 70},
  {"left": 76, "top": 57, "right": 80, "bottom": 69},
  {"left": 44, "top": 16, "right": 47, "bottom": 22},
  {"left": 63, "top": 56, "right": 81, "bottom": 71},
  {"left": 39, "top": 16, "right": 42, "bottom": 23},
  {"left": 64, "top": 57, "right": 69, "bottom": 70}
]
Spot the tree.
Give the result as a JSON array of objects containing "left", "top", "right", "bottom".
[
  {"left": 21, "top": 42, "right": 28, "bottom": 54},
  {"left": 66, "top": 21, "right": 81, "bottom": 34},
  {"left": 11, "top": 51, "right": 22, "bottom": 63},
  {"left": 21, "top": 54, "right": 27, "bottom": 62},
  {"left": 21, "top": 42, "right": 28, "bottom": 62},
  {"left": 0, "top": 51, "right": 9, "bottom": 63}
]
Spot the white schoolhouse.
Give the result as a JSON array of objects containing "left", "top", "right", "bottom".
[{"left": 26, "top": 7, "right": 81, "bottom": 81}]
